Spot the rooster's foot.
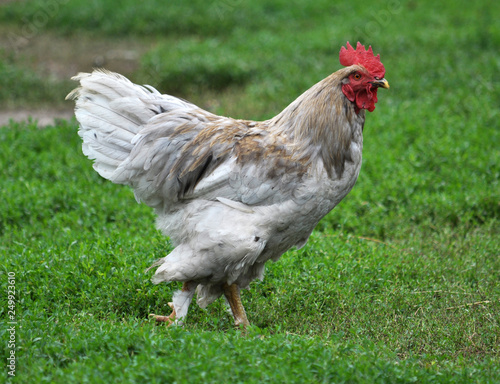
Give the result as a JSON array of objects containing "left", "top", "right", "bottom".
[{"left": 149, "top": 302, "right": 176, "bottom": 325}]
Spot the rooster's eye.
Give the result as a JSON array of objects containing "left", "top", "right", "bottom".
[{"left": 353, "top": 73, "right": 362, "bottom": 80}]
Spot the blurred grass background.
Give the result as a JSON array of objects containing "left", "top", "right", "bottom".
[{"left": 0, "top": 0, "right": 499, "bottom": 383}]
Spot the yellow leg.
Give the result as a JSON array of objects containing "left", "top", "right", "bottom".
[
  {"left": 149, "top": 302, "right": 176, "bottom": 324},
  {"left": 149, "top": 282, "right": 192, "bottom": 325},
  {"left": 223, "top": 283, "right": 250, "bottom": 328}
]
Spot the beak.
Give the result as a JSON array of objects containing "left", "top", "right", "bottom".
[{"left": 371, "top": 78, "right": 390, "bottom": 89}]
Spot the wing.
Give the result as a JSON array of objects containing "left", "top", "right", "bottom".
[{"left": 112, "top": 113, "right": 313, "bottom": 211}]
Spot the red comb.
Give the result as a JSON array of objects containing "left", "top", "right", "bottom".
[{"left": 339, "top": 41, "right": 385, "bottom": 78}]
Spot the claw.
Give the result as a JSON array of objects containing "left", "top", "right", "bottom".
[
  {"left": 149, "top": 311, "right": 176, "bottom": 325},
  {"left": 149, "top": 282, "right": 194, "bottom": 326}
]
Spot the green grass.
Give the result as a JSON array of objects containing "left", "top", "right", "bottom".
[
  {"left": 0, "top": 59, "right": 70, "bottom": 108},
  {"left": 1, "top": 0, "right": 500, "bottom": 382}
]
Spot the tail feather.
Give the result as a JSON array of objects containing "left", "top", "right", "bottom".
[{"left": 67, "top": 69, "right": 190, "bottom": 184}]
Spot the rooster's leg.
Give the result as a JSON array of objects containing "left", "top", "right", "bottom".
[
  {"left": 150, "top": 281, "right": 196, "bottom": 325},
  {"left": 223, "top": 283, "right": 250, "bottom": 328}
]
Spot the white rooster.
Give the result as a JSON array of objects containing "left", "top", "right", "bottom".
[{"left": 67, "top": 42, "right": 389, "bottom": 327}]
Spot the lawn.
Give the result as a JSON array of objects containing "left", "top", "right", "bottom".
[{"left": 1, "top": 0, "right": 499, "bottom": 383}]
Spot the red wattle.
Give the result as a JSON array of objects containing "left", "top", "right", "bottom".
[
  {"left": 355, "top": 87, "right": 378, "bottom": 112},
  {"left": 342, "top": 84, "right": 379, "bottom": 113}
]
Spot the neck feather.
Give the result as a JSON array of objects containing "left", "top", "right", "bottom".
[{"left": 268, "top": 67, "right": 365, "bottom": 178}]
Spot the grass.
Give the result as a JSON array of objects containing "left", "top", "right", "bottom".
[
  {"left": 1, "top": 0, "right": 499, "bottom": 382},
  {"left": 0, "top": 59, "right": 70, "bottom": 109}
]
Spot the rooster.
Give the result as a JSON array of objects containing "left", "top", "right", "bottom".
[{"left": 67, "top": 41, "right": 389, "bottom": 327}]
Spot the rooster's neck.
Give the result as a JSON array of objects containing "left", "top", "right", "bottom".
[{"left": 268, "top": 72, "right": 365, "bottom": 179}]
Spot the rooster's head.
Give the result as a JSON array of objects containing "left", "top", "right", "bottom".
[{"left": 339, "top": 41, "right": 389, "bottom": 113}]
